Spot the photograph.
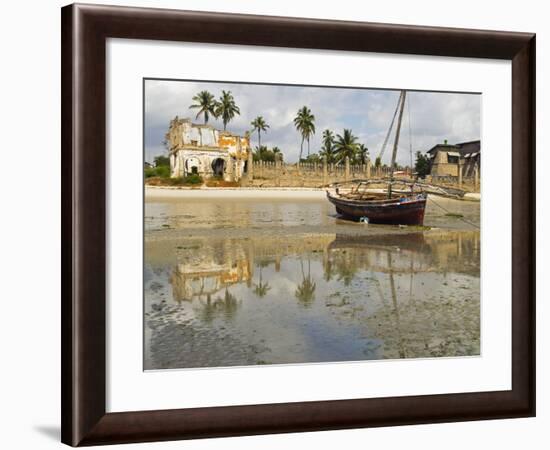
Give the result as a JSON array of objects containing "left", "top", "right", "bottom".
[
  {"left": 143, "top": 79, "right": 481, "bottom": 370},
  {"left": 0, "top": 0, "right": 541, "bottom": 447}
]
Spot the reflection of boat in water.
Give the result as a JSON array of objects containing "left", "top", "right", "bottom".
[
  {"left": 326, "top": 90, "right": 427, "bottom": 225},
  {"left": 329, "top": 232, "right": 429, "bottom": 253},
  {"left": 328, "top": 231, "right": 480, "bottom": 276}
]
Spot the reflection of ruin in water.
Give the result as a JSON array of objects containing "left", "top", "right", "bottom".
[{"left": 145, "top": 231, "right": 480, "bottom": 369}]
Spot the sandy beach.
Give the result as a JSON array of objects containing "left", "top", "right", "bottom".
[
  {"left": 146, "top": 185, "right": 481, "bottom": 200},
  {"left": 146, "top": 185, "right": 332, "bottom": 200}
]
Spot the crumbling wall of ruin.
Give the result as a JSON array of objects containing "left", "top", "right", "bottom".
[{"left": 243, "top": 158, "right": 394, "bottom": 188}]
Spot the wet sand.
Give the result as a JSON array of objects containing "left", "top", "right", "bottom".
[{"left": 144, "top": 187, "right": 480, "bottom": 370}]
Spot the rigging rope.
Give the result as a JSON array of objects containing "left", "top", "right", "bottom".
[{"left": 427, "top": 196, "right": 480, "bottom": 229}]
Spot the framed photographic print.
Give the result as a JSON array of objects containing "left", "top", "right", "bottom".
[{"left": 61, "top": 3, "right": 535, "bottom": 446}]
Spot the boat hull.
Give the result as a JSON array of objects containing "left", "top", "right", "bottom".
[{"left": 327, "top": 192, "right": 427, "bottom": 225}]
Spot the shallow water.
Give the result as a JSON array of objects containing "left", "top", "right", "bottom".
[{"left": 144, "top": 194, "right": 480, "bottom": 370}]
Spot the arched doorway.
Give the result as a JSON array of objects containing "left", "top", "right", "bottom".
[
  {"left": 211, "top": 158, "right": 225, "bottom": 177},
  {"left": 185, "top": 157, "right": 200, "bottom": 175}
]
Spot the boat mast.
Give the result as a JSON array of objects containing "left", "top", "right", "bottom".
[{"left": 388, "top": 90, "right": 407, "bottom": 198}]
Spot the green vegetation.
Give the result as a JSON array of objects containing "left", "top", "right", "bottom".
[
  {"left": 180, "top": 174, "right": 203, "bottom": 185},
  {"left": 253, "top": 145, "right": 280, "bottom": 162},
  {"left": 356, "top": 143, "right": 369, "bottom": 165},
  {"left": 189, "top": 90, "right": 217, "bottom": 124},
  {"left": 205, "top": 176, "right": 239, "bottom": 188},
  {"left": 144, "top": 165, "right": 170, "bottom": 178},
  {"left": 294, "top": 106, "right": 316, "bottom": 160},
  {"left": 250, "top": 116, "right": 269, "bottom": 148},
  {"left": 215, "top": 90, "right": 240, "bottom": 130},
  {"left": 320, "top": 129, "right": 336, "bottom": 163},
  {"left": 145, "top": 152, "right": 203, "bottom": 186},
  {"left": 314, "top": 128, "right": 369, "bottom": 165},
  {"left": 301, "top": 153, "right": 322, "bottom": 163},
  {"left": 334, "top": 128, "right": 359, "bottom": 163},
  {"left": 145, "top": 174, "right": 203, "bottom": 186},
  {"left": 145, "top": 154, "right": 171, "bottom": 178},
  {"left": 414, "top": 151, "right": 431, "bottom": 179},
  {"left": 153, "top": 155, "right": 170, "bottom": 167}
]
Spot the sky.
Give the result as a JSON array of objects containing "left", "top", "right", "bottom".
[{"left": 144, "top": 79, "right": 480, "bottom": 165}]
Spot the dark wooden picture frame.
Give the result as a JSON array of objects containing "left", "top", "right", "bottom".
[{"left": 61, "top": 3, "right": 535, "bottom": 446}]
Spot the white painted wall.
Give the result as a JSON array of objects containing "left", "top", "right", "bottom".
[{"left": 0, "top": 1, "right": 547, "bottom": 449}]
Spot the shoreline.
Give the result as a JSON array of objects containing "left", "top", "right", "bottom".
[
  {"left": 145, "top": 185, "right": 481, "bottom": 201},
  {"left": 145, "top": 185, "right": 329, "bottom": 199}
]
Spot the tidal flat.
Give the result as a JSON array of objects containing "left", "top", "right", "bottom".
[{"left": 144, "top": 188, "right": 480, "bottom": 370}]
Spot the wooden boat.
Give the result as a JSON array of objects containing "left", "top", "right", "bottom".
[
  {"left": 326, "top": 90, "right": 428, "bottom": 225},
  {"left": 327, "top": 190, "right": 427, "bottom": 225}
]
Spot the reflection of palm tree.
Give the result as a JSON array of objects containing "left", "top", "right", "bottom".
[
  {"left": 295, "top": 258, "right": 316, "bottom": 307},
  {"left": 253, "top": 267, "right": 271, "bottom": 298},
  {"left": 387, "top": 252, "right": 406, "bottom": 358},
  {"left": 197, "top": 289, "right": 240, "bottom": 323},
  {"left": 337, "top": 264, "right": 357, "bottom": 286},
  {"left": 199, "top": 294, "right": 217, "bottom": 323},
  {"left": 218, "top": 289, "right": 240, "bottom": 319},
  {"left": 323, "top": 259, "right": 334, "bottom": 282}
]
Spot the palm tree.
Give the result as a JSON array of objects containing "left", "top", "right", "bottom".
[
  {"left": 250, "top": 116, "right": 269, "bottom": 148},
  {"left": 215, "top": 90, "right": 240, "bottom": 130},
  {"left": 334, "top": 129, "right": 359, "bottom": 163},
  {"left": 293, "top": 106, "right": 316, "bottom": 160},
  {"left": 271, "top": 147, "right": 283, "bottom": 162},
  {"left": 320, "top": 129, "right": 336, "bottom": 163},
  {"left": 189, "top": 90, "right": 217, "bottom": 124},
  {"left": 356, "top": 143, "right": 369, "bottom": 165}
]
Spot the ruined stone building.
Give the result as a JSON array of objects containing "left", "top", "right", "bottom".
[{"left": 165, "top": 117, "right": 251, "bottom": 181}]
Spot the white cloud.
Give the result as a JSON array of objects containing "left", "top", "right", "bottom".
[{"left": 144, "top": 80, "right": 480, "bottom": 164}]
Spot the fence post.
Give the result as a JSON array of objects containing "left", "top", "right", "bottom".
[
  {"left": 474, "top": 164, "right": 479, "bottom": 191},
  {"left": 458, "top": 161, "right": 463, "bottom": 186},
  {"left": 323, "top": 156, "right": 328, "bottom": 185},
  {"left": 247, "top": 148, "right": 254, "bottom": 185},
  {"left": 345, "top": 156, "right": 350, "bottom": 181},
  {"left": 275, "top": 154, "right": 280, "bottom": 187},
  {"left": 366, "top": 159, "right": 371, "bottom": 179}
]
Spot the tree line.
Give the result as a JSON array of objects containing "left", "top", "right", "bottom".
[
  {"left": 188, "top": 89, "right": 371, "bottom": 164},
  {"left": 187, "top": 89, "right": 432, "bottom": 173}
]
